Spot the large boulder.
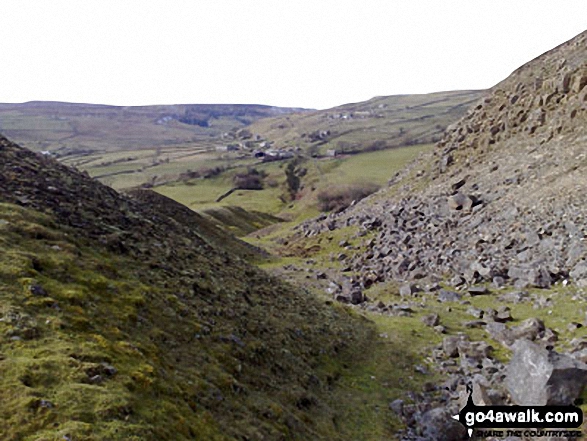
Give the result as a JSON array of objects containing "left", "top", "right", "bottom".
[
  {"left": 505, "top": 340, "right": 587, "bottom": 405},
  {"left": 415, "top": 407, "right": 468, "bottom": 441}
]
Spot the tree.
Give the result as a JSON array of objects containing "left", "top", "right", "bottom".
[{"left": 285, "top": 160, "right": 301, "bottom": 200}]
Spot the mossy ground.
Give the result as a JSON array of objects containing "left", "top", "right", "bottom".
[
  {"left": 0, "top": 202, "right": 378, "bottom": 440},
  {"left": 0, "top": 197, "right": 451, "bottom": 441}
]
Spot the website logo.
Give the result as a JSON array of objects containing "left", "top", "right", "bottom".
[{"left": 452, "top": 387, "right": 583, "bottom": 439}]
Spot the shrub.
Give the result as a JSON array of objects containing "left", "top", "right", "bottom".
[
  {"left": 266, "top": 177, "right": 279, "bottom": 188},
  {"left": 316, "top": 183, "right": 380, "bottom": 212},
  {"left": 233, "top": 168, "right": 266, "bottom": 190}
]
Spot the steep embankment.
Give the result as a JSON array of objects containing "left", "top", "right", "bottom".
[{"left": 0, "top": 134, "right": 371, "bottom": 440}]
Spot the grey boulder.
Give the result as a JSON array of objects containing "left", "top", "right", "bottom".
[{"left": 505, "top": 339, "right": 587, "bottom": 405}]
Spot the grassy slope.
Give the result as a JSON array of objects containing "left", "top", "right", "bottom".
[
  {"left": 125, "top": 189, "right": 272, "bottom": 259},
  {"left": 0, "top": 136, "right": 376, "bottom": 441}
]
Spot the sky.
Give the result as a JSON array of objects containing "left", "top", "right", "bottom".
[{"left": 0, "top": 1, "right": 586, "bottom": 110}]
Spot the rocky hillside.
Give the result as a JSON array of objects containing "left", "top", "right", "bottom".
[
  {"left": 277, "top": 30, "right": 587, "bottom": 439},
  {"left": 0, "top": 134, "right": 370, "bottom": 440},
  {"left": 298, "top": 30, "right": 587, "bottom": 293}
]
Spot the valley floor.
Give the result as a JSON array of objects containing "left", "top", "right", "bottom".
[{"left": 250, "top": 222, "right": 587, "bottom": 440}]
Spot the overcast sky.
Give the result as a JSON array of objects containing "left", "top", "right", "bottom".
[{"left": 1, "top": 1, "right": 585, "bottom": 109}]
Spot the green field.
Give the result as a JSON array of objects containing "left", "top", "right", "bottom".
[{"left": 156, "top": 145, "right": 431, "bottom": 224}]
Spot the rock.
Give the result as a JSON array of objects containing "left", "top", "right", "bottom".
[
  {"left": 335, "top": 294, "right": 351, "bottom": 304},
  {"left": 443, "top": 335, "right": 468, "bottom": 358},
  {"left": 89, "top": 374, "right": 104, "bottom": 384},
  {"left": 468, "top": 286, "right": 489, "bottom": 296},
  {"left": 464, "top": 375, "right": 505, "bottom": 406},
  {"left": 459, "top": 341, "right": 493, "bottom": 362},
  {"left": 492, "top": 276, "right": 506, "bottom": 288},
  {"left": 483, "top": 308, "right": 497, "bottom": 321},
  {"left": 438, "top": 289, "right": 461, "bottom": 302},
  {"left": 466, "top": 306, "right": 483, "bottom": 319},
  {"left": 464, "top": 320, "right": 486, "bottom": 329},
  {"left": 434, "top": 325, "right": 447, "bottom": 334},
  {"left": 505, "top": 339, "right": 587, "bottom": 405},
  {"left": 439, "top": 154, "right": 453, "bottom": 173},
  {"left": 414, "top": 365, "right": 428, "bottom": 375},
  {"left": 315, "top": 271, "right": 327, "bottom": 280},
  {"left": 485, "top": 321, "right": 514, "bottom": 347},
  {"left": 569, "top": 337, "right": 587, "bottom": 352},
  {"left": 400, "top": 283, "right": 419, "bottom": 297},
  {"left": 393, "top": 304, "right": 414, "bottom": 316},
  {"left": 449, "top": 275, "right": 466, "bottom": 287},
  {"left": 494, "top": 306, "right": 513, "bottom": 323},
  {"left": 498, "top": 291, "right": 529, "bottom": 304},
  {"left": 511, "top": 317, "right": 545, "bottom": 341},
  {"left": 350, "top": 289, "right": 364, "bottom": 305},
  {"left": 509, "top": 265, "right": 552, "bottom": 288},
  {"left": 416, "top": 407, "right": 468, "bottom": 441},
  {"left": 389, "top": 399, "right": 404, "bottom": 415},
  {"left": 326, "top": 281, "right": 341, "bottom": 295},
  {"left": 570, "top": 261, "right": 587, "bottom": 283},
  {"left": 30, "top": 284, "right": 48, "bottom": 297},
  {"left": 335, "top": 283, "right": 364, "bottom": 305},
  {"left": 448, "top": 192, "right": 473, "bottom": 212},
  {"left": 542, "top": 327, "right": 559, "bottom": 344},
  {"left": 451, "top": 178, "right": 467, "bottom": 192},
  {"left": 568, "top": 322, "right": 583, "bottom": 332},
  {"left": 422, "top": 313, "right": 440, "bottom": 327}
]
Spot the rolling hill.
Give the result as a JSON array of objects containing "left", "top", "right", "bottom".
[
  {"left": 247, "top": 90, "right": 485, "bottom": 155},
  {"left": 0, "top": 92, "right": 483, "bottom": 193},
  {"left": 0, "top": 133, "right": 376, "bottom": 440},
  {"left": 0, "top": 101, "right": 307, "bottom": 154}
]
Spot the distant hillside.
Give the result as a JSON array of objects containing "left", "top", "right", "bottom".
[
  {"left": 0, "top": 93, "right": 482, "bottom": 192},
  {"left": 0, "top": 101, "right": 308, "bottom": 154},
  {"left": 247, "top": 90, "right": 485, "bottom": 155}
]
